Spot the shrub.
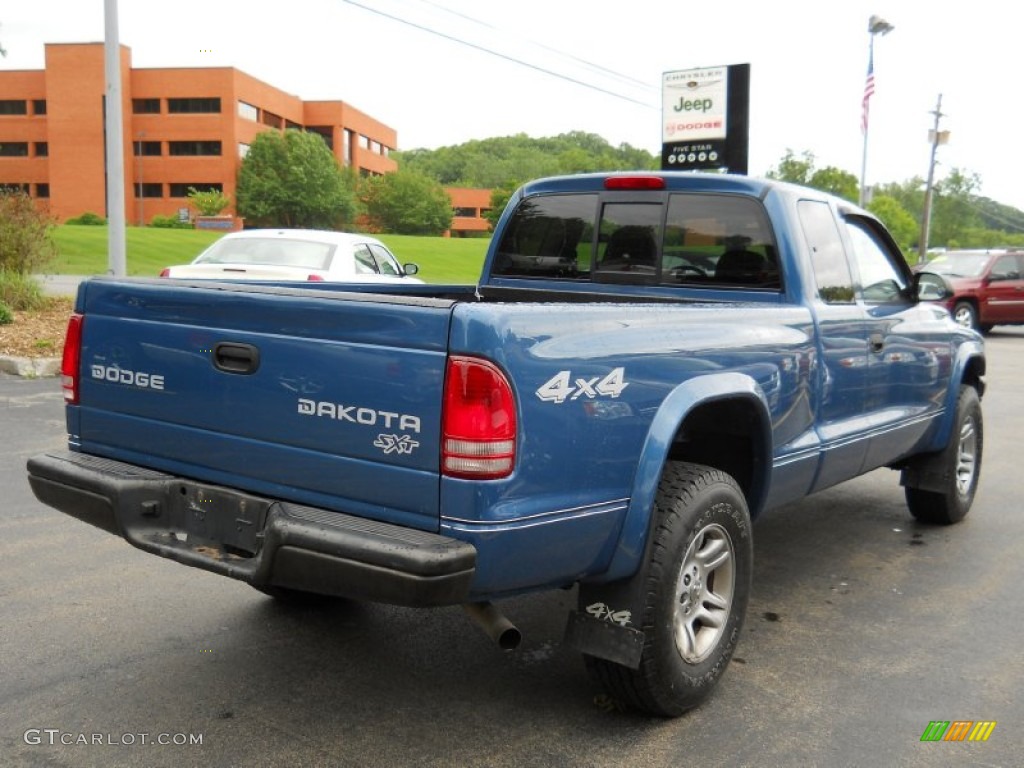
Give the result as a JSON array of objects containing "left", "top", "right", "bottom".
[
  {"left": 0, "top": 268, "right": 47, "bottom": 311},
  {"left": 187, "top": 187, "right": 232, "bottom": 217},
  {"left": 0, "top": 301, "right": 12, "bottom": 325},
  {"left": 149, "top": 214, "right": 193, "bottom": 229},
  {"left": 65, "top": 212, "right": 107, "bottom": 226},
  {"left": 0, "top": 191, "right": 58, "bottom": 273}
]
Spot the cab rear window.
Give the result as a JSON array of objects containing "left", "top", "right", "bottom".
[{"left": 492, "top": 192, "right": 780, "bottom": 289}]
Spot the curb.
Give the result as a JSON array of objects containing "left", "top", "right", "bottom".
[{"left": 0, "top": 356, "right": 62, "bottom": 378}]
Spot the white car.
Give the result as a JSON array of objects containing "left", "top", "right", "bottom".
[{"left": 160, "top": 229, "right": 422, "bottom": 283}]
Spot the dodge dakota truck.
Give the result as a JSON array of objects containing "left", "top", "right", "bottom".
[{"left": 28, "top": 172, "right": 985, "bottom": 716}]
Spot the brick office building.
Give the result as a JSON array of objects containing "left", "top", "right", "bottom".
[{"left": 0, "top": 42, "right": 397, "bottom": 223}]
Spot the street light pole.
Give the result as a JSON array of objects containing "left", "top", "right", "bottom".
[{"left": 859, "top": 14, "right": 894, "bottom": 207}]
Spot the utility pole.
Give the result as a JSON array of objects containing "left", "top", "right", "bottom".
[
  {"left": 917, "top": 95, "right": 949, "bottom": 265},
  {"left": 104, "top": 0, "right": 127, "bottom": 276}
]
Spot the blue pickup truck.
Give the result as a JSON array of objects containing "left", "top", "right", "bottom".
[{"left": 28, "top": 172, "right": 985, "bottom": 716}]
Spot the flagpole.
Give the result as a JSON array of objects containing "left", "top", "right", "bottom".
[{"left": 858, "top": 15, "right": 894, "bottom": 207}]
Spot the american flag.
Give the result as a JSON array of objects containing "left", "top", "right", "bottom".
[{"left": 861, "top": 50, "right": 875, "bottom": 134}]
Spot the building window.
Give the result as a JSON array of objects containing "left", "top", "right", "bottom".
[
  {"left": 237, "top": 101, "right": 258, "bottom": 121},
  {"left": 0, "top": 100, "right": 28, "bottom": 115},
  {"left": 261, "top": 111, "right": 283, "bottom": 129},
  {"left": 306, "top": 126, "right": 333, "bottom": 151},
  {"left": 286, "top": 120, "right": 301, "bottom": 131},
  {"left": 168, "top": 141, "right": 222, "bottom": 156},
  {"left": 167, "top": 98, "right": 221, "bottom": 114},
  {"left": 238, "top": 143, "right": 250, "bottom": 159},
  {"left": 343, "top": 130, "right": 352, "bottom": 166},
  {"left": 169, "top": 183, "right": 222, "bottom": 197},
  {"left": 453, "top": 207, "right": 477, "bottom": 218},
  {"left": 35, "top": 142, "right": 49, "bottom": 157},
  {"left": 360, "top": 134, "right": 371, "bottom": 150},
  {"left": 36, "top": 183, "right": 50, "bottom": 198},
  {"left": 134, "top": 183, "right": 163, "bottom": 198},
  {"left": 0, "top": 142, "right": 29, "bottom": 157},
  {"left": 132, "top": 98, "right": 161, "bottom": 114},
  {"left": 33, "top": 100, "right": 47, "bottom": 116},
  {"left": 134, "top": 141, "right": 162, "bottom": 156}
]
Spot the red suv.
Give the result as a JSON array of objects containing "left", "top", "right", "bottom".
[{"left": 917, "top": 249, "right": 1024, "bottom": 332}]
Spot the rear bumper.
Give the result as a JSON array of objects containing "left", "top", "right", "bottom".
[{"left": 27, "top": 451, "right": 475, "bottom": 606}]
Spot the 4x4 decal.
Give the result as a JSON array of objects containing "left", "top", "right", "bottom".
[{"left": 535, "top": 367, "right": 629, "bottom": 404}]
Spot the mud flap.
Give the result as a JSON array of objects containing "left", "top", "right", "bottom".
[{"left": 563, "top": 578, "right": 651, "bottom": 669}]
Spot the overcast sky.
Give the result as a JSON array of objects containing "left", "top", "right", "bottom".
[{"left": 4, "top": 0, "right": 1022, "bottom": 214}]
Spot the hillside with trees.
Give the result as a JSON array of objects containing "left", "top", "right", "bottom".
[{"left": 394, "top": 134, "right": 1024, "bottom": 252}]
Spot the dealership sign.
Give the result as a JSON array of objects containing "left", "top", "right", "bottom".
[{"left": 661, "top": 64, "right": 750, "bottom": 174}]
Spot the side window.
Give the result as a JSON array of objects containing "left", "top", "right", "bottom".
[
  {"left": 353, "top": 245, "right": 378, "bottom": 274},
  {"left": 661, "top": 194, "right": 779, "bottom": 288},
  {"left": 798, "top": 200, "right": 855, "bottom": 304},
  {"left": 368, "top": 243, "right": 401, "bottom": 276},
  {"left": 989, "top": 254, "right": 1020, "bottom": 280},
  {"left": 491, "top": 194, "right": 596, "bottom": 279},
  {"left": 844, "top": 218, "right": 908, "bottom": 304}
]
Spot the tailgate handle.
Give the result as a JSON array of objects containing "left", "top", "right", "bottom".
[{"left": 213, "top": 342, "right": 260, "bottom": 374}]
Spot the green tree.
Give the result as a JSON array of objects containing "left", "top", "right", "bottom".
[
  {"left": 867, "top": 195, "right": 918, "bottom": 250},
  {"left": 236, "top": 130, "right": 356, "bottom": 229},
  {"left": 765, "top": 149, "right": 815, "bottom": 185},
  {"left": 930, "top": 168, "right": 982, "bottom": 247},
  {"left": 809, "top": 167, "right": 859, "bottom": 203},
  {"left": 0, "top": 190, "right": 56, "bottom": 273},
  {"left": 394, "top": 131, "right": 658, "bottom": 189},
  {"left": 484, "top": 181, "right": 523, "bottom": 229},
  {"left": 359, "top": 170, "right": 453, "bottom": 235},
  {"left": 766, "top": 150, "right": 857, "bottom": 201},
  {"left": 187, "top": 186, "right": 232, "bottom": 217},
  {"left": 874, "top": 178, "right": 925, "bottom": 224}
]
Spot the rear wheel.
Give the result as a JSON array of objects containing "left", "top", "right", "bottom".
[
  {"left": 904, "top": 386, "right": 983, "bottom": 525},
  {"left": 584, "top": 462, "right": 752, "bottom": 716}
]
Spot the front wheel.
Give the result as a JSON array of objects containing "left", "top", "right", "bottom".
[
  {"left": 904, "top": 386, "right": 983, "bottom": 525},
  {"left": 952, "top": 301, "right": 979, "bottom": 331},
  {"left": 584, "top": 462, "right": 752, "bottom": 716}
]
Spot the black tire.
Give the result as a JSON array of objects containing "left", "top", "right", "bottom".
[
  {"left": 584, "top": 462, "right": 752, "bottom": 716},
  {"left": 904, "top": 386, "right": 983, "bottom": 525},
  {"left": 952, "top": 301, "right": 979, "bottom": 331}
]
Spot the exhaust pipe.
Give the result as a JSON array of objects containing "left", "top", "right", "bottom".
[{"left": 463, "top": 602, "right": 522, "bottom": 650}]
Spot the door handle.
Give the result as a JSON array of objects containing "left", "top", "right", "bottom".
[
  {"left": 868, "top": 333, "right": 885, "bottom": 354},
  {"left": 212, "top": 342, "right": 260, "bottom": 374}
]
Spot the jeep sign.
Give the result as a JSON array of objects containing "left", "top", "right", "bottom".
[{"left": 661, "top": 64, "right": 750, "bottom": 174}]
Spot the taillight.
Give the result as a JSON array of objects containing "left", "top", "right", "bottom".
[
  {"left": 61, "top": 313, "right": 84, "bottom": 404},
  {"left": 159, "top": 268, "right": 170, "bottom": 277},
  {"left": 442, "top": 356, "right": 516, "bottom": 479},
  {"left": 604, "top": 175, "right": 666, "bottom": 190},
  {"left": 306, "top": 274, "right": 325, "bottom": 281}
]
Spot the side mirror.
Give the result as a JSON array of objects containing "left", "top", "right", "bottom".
[
  {"left": 403, "top": 263, "right": 420, "bottom": 276},
  {"left": 914, "top": 271, "right": 951, "bottom": 302}
]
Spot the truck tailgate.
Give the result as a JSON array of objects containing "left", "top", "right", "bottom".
[{"left": 72, "top": 278, "right": 460, "bottom": 532}]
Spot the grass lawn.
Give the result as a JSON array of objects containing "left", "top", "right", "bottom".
[{"left": 49, "top": 226, "right": 490, "bottom": 284}]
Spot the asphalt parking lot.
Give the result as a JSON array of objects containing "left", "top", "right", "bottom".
[{"left": 1, "top": 330, "right": 1021, "bottom": 767}]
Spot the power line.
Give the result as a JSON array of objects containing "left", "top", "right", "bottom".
[
  {"left": 338, "top": 0, "right": 658, "bottom": 110},
  {"left": 411, "top": 0, "right": 654, "bottom": 92}
]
